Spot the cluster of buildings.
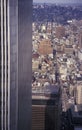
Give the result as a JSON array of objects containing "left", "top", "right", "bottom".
[
  {"left": 32, "top": 13, "right": 82, "bottom": 130},
  {"left": 33, "top": 3, "right": 82, "bottom": 24}
]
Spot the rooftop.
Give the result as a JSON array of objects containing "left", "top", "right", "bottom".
[{"left": 32, "top": 85, "right": 60, "bottom": 99}]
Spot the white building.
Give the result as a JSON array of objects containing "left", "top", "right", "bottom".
[{"left": 78, "top": 49, "right": 82, "bottom": 61}]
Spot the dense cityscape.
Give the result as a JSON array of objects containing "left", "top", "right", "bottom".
[{"left": 32, "top": 3, "right": 82, "bottom": 130}]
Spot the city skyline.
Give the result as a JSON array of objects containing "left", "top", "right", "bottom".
[
  {"left": 33, "top": 0, "right": 82, "bottom": 3},
  {"left": 32, "top": 3, "right": 82, "bottom": 130}
]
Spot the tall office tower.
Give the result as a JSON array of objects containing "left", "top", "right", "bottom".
[
  {"left": 0, "top": 0, "right": 32, "bottom": 130},
  {"left": 68, "top": 105, "right": 82, "bottom": 130},
  {"left": 38, "top": 39, "right": 53, "bottom": 56},
  {"left": 78, "top": 31, "right": 82, "bottom": 48},
  {"left": 76, "top": 83, "right": 82, "bottom": 104},
  {"left": 32, "top": 85, "right": 61, "bottom": 130},
  {"left": 55, "top": 26, "right": 65, "bottom": 39}
]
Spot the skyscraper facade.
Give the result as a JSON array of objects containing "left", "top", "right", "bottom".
[
  {"left": 0, "top": 0, "right": 32, "bottom": 130},
  {"left": 79, "top": 31, "right": 82, "bottom": 48},
  {"left": 55, "top": 26, "right": 65, "bottom": 39},
  {"left": 32, "top": 85, "right": 61, "bottom": 130},
  {"left": 76, "top": 83, "right": 82, "bottom": 104},
  {"left": 38, "top": 39, "right": 53, "bottom": 56}
]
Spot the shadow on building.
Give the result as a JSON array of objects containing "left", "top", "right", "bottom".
[
  {"left": 32, "top": 85, "right": 61, "bottom": 130},
  {"left": 45, "top": 92, "right": 61, "bottom": 130},
  {"left": 67, "top": 104, "right": 82, "bottom": 130}
]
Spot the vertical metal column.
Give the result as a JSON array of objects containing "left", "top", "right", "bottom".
[
  {"left": 7, "top": 0, "right": 10, "bottom": 130},
  {"left": 1, "top": 0, "right": 4, "bottom": 129},
  {"left": 4, "top": 0, "right": 7, "bottom": 129}
]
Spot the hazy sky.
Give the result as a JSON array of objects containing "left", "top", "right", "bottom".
[{"left": 33, "top": 0, "right": 82, "bottom": 3}]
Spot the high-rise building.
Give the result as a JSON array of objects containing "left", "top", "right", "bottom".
[
  {"left": 32, "top": 85, "right": 61, "bottom": 130},
  {"left": 0, "top": 0, "right": 32, "bottom": 130},
  {"left": 68, "top": 105, "right": 82, "bottom": 130},
  {"left": 55, "top": 26, "right": 65, "bottom": 39},
  {"left": 76, "top": 83, "right": 82, "bottom": 104},
  {"left": 79, "top": 31, "right": 82, "bottom": 48},
  {"left": 78, "top": 49, "right": 82, "bottom": 61},
  {"left": 38, "top": 39, "right": 53, "bottom": 56}
]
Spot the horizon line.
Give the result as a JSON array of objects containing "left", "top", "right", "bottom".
[{"left": 33, "top": 2, "right": 82, "bottom": 4}]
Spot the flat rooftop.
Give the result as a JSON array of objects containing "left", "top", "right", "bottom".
[{"left": 32, "top": 85, "right": 60, "bottom": 99}]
